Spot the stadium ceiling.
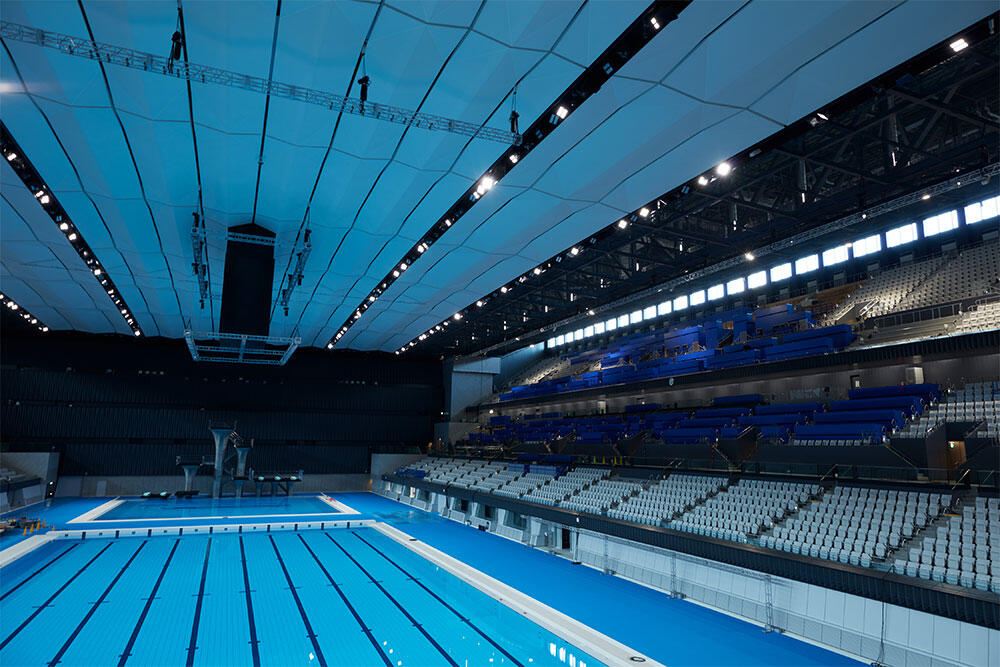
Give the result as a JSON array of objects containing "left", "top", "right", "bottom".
[{"left": 0, "top": 1, "right": 996, "bottom": 358}]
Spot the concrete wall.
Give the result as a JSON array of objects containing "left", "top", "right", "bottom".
[
  {"left": 55, "top": 473, "right": 370, "bottom": 497},
  {"left": 377, "top": 483, "right": 998, "bottom": 667}
]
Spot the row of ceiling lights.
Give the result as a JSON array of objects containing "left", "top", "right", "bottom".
[
  {"left": 395, "top": 27, "right": 984, "bottom": 355},
  {"left": 0, "top": 292, "right": 48, "bottom": 332},
  {"left": 1, "top": 124, "right": 143, "bottom": 337},
  {"left": 328, "top": 6, "right": 680, "bottom": 350}
]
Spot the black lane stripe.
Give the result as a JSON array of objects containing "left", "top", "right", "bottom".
[
  {"left": 268, "top": 535, "right": 327, "bottom": 667},
  {"left": 0, "top": 543, "right": 79, "bottom": 602},
  {"left": 296, "top": 535, "right": 392, "bottom": 667},
  {"left": 238, "top": 537, "right": 261, "bottom": 667},
  {"left": 48, "top": 541, "right": 148, "bottom": 667},
  {"left": 0, "top": 542, "right": 114, "bottom": 650},
  {"left": 118, "top": 539, "right": 180, "bottom": 667},
  {"left": 184, "top": 538, "right": 212, "bottom": 667},
  {"left": 353, "top": 532, "right": 523, "bottom": 667},
  {"left": 325, "top": 533, "right": 458, "bottom": 667}
]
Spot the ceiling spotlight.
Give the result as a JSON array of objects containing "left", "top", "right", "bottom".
[
  {"left": 327, "top": 343, "right": 334, "bottom": 349},
  {"left": 921, "top": 193, "right": 931, "bottom": 200},
  {"left": 42, "top": 326, "right": 49, "bottom": 332},
  {"left": 588, "top": 309, "right": 595, "bottom": 316},
  {"left": 650, "top": 16, "right": 660, "bottom": 30},
  {"left": 533, "top": 267, "right": 541, "bottom": 275},
  {"left": 399, "top": 262, "right": 407, "bottom": 271},
  {"left": 133, "top": 331, "right": 141, "bottom": 336},
  {"left": 744, "top": 252, "right": 755, "bottom": 261},
  {"left": 816, "top": 112, "right": 828, "bottom": 121},
  {"left": 5, "top": 152, "right": 16, "bottom": 161},
  {"left": 500, "top": 286, "right": 508, "bottom": 294},
  {"left": 93, "top": 268, "right": 102, "bottom": 276},
  {"left": 555, "top": 106, "right": 569, "bottom": 119},
  {"left": 639, "top": 207, "right": 650, "bottom": 218},
  {"left": 715, "top": 161, "right": 732, "bottom": 177},
  {"left": 392, "top": 270, "right": 399, "bottom": 277},
  {"left": 39, "top": 195, "right": 50, "bottom": 205},
  {"left": 476, "top": 176, "right": 495, "bottom": 195},
  {"left": 476, "top": 300, "right": 484, "bottom": 307},
  {"left": 59, "top": 222, "right": 69, "bottom": 231},
  {"left": 509, "top": 154, "right": 519, "bottom": 164},
  {"left": 34, "top": 190, "right": 44, "bottom": 199},
  {"left": 697, "top": 175, "right": 709, "bottom": 186},
  {"left": 368, "top": 296, "right": 376, "bottom": 302},
  {"left": 617, "top": 219, "right": 627, "bottom": 229},
  {"left": 416, "top": 244, "right": 425, "bottom": 254},
  {"left": 453, "top": 312, "right": 462, "bottom": 321},
  {"left": 570, "top": 247, "right": 579, "bottom": 256},
  {"left": 950, "top": 38, "right": 968, "bottom": 52},
  {"left": 444, "top": 219, "right": 452, "bottom": 227}
]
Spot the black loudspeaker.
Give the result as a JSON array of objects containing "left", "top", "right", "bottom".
[{"left": 220, "top": 223, "right": 275, "bottom": 336}]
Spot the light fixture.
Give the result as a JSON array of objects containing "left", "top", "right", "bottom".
[
  {"left": 921, "top": 193, "right": 931, "bottom": 200},
  {"left": 5, "top": 152, "right": 15, "bottom": 161},
  {"left": 570, "top": 247, "right": 579, "bottom": 256},
  {"left": 650, "top": 17, "right": 660, "bottom": 30},
  {"left": 476, "top": 176, "right": 495, "bottom": 195},
  {"left": 639, "top": 207, "right": 650, "bottom": 218},
  {"left": 533, "top": 267, "right": 541, "bottom": 275},
  {"left": 509, "top": 154, "right": 518, "bottom": 164},
  {"left": 392, "top": 270, "right": 399, "bottom": 277},
  {"left": 39, "top": 195, "right": 50, "bottom": 204},
  {"left": 950, "top": 38, "right": 968, "bottom": 52},
  {"left": 715, "top": 161, "right": 732, "bottom": 177},
  {"left": 500, "top": 286, "right": 508, "bottom": 294},
  {"left": 617, "top": 219, "right": 627, "bottom": 229},
  {"left": 453, "top": 313, "right": 462, "bottom": 321},
  {"left": 59, "top": 222, "right": 69, "bottom": 231},
  {"left": 93, "top": 268, "right": 102, "bottom": 276},
  {"left": 816, "top": 112, "right": 828, "bottom": 121},
  {"left": 399, "top": 262, "right": 407, "bottom": 271},
  {"left": 555, "top": 106, "right": 569, "bottom": 119},
  {"left": 744, "top": 252, "right": 755, "bottom": 261},
  {"left": 476, "top": 300, "right": 484, "bottom": 307},
  {"left": 697, "top": 175, "right": 709, "bottom": 186}
]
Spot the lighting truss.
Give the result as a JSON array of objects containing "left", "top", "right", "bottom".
[
  {"left": 0, "top": 21, "right": 519, "bottom": 146},
  {"left": 329, "top": 1, "right": 689, "bottom": 349},
  {"left": 0, "top": 292, "right": 49, "bottom": 332},
  {"left": 184, "top": 328, "right": 301, "bottom": 365},
  {"left": 1, "top": 122, "right": 143, "bottom": 336}
]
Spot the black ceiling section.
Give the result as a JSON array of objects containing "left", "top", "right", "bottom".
[
  {"left": 325, "top": 1, "right": 692, "bottom": 349},
  {"left": 411, "top": 14, "right": 1000, "bottom": 358},
  {"left": 0, "top": 121, "right": 145, "bottom": 338}
]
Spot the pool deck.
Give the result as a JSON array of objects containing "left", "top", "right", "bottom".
[{"left": 1, "top": 492, "right": 860, "bottom": 666}]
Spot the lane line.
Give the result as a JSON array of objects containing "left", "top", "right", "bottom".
[
  {"left": 296, "top": 534, "right": 392, "bottom": 667},
  {"left": 238, "top": 537, "right": 261, "bottom": 667},
  {"left": 353, "top": 531, "right": 523, "bottom": 667},
  {"left": 118, "top": 539, "right": 180, "bottom": 667},
  {"left": 184, "top": 539, "right": 212, "bottom": 667},
  {"left": 268, "top": 535, "right": 327, "bottom": 667},
  {"left": 324, "top": 533, "right": 458, "bottom": 667},
  {"left": 67, "top": 498, "right": 124, "bottom": 523},
  {"left": 0, "top": 542, "right": 114, "bottom": 650},
  {"left": 0, "top": 543, "right": 79, "bottom": 601},
  {"left": 48, "top": 541, "right": 148, "bottom": 666}
]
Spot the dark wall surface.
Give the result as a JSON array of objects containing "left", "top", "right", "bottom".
[{"left": 1, "top": 324, "right": 443, "bottom": 476}]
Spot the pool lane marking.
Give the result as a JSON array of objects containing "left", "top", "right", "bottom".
[
  {"left": 47, "top": 541, "right": 148, "bottom": 667},
  {"left": 268, "top": 535, "right": 327, "bottom": 667},
  {"left": 118, "top": 538, "right": 181, "bottom": 667},
  {"left": 238, "top": 536, "right": 262, "bottom": 667},
  {"left": 352, "top": 532, "right": 523, "bottom": 667},
  {"left": 0, "top": 543, "right": 79, "bottom": 601},
  {"left": 75, "top": 511, "right": 352, "bottom": 524},
  {"left": 184, "top": 538, "right": 213, "bottom": 667},
  {"left": 317, "top": 495, "right": 360, "bottom": 515},
  {"left": 296, "top": 534, "right": 392, "bottom": 667},
  {"left": 67, "top": 498, "right": 125, "bottom": 523},
  {"left": 0, "top": 542, "right": 114, "bottom": 650},
  {"left": 324, "top": 533, "right": 459, "bottom": 667}
]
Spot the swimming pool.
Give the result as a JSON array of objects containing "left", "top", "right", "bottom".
[
  {"left": 0, "top": 527, "right": 603, "bottom": 666},
  {"left": 92, "top": 495, "right": 351, "bottom": 521}
]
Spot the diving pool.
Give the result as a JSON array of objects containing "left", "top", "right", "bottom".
[{"left": 0, "top": 527, "right": 601, "bottom": 666}]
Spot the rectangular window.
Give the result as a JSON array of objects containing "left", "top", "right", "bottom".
[
  {"left": 547, "top": 337, "right": 556, "bottom": 348},
  {"left": 584, "top": 325, "right": 594, "bottom": 338},
  {"left": 747, "top": 270, "right": 767, "bottom": 289},
  {"left": 673, "top": 295, "right": 688, "bottom": 311},
  {"left": 770, "top": 262, "right": 792, "bottom": 282},
  {"left": 605, "top": 318, "right": 617, "bottom": 332},
  {"left": 707, "top": 284, "right": 725, "bottom": 300},
  {"left": 629, "top": 310, "right": 643, "bottom": 325},
  {"left": 923, "top": 210, "right": 958, "bottom": 237},
  {"left": 573, "top": 329, "right": 583, "bottom": 341},
  {"left": 594, "top": 321, "right": 605, "bottom": 335},
  {"left": 726, "top": 277, "right": 745, "bottom": 295},
  {"left": 555, "top": 335, "right": 564, "bottom": 346},
  {"left": 965, "top": 195, "right": 999, "bottom": 224},
  {"left": 822, "top": 245, "right": 849, "bottom": 266},
  {"left": 617, "top": 314, "right": 629, "bottom": 328},
  {"left": 657, "top": 301, "right": 672, "bottom": 316},
  {"left": 689, "top": 290, "right": 706, "bottom": 306},
  {"left": 643, "top": 305, "right": 657, "bottom": 320},
  {"left": 794, "top": 254, "right": 819, "bottom": 274},
  {"left": 852, "top": 234, "right": 881, "bottom": 258},
  {"left": 885, "top": 222, "right": 918, "bottom": 248}
]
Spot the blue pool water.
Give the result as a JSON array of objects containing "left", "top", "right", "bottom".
[
  {"left": 0, "top": 527, "right": 601, "bottom": 667},
  {"left": 99, "top": 495, "right": 343, "bottom": 520}
]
